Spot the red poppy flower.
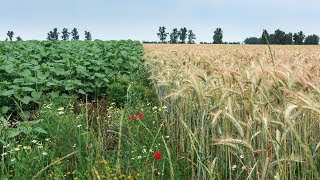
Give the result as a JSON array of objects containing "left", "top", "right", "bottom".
[
  {"left": 154, "top": 152, "right": 162, "bottom": 159},
  {"left": 137, "top": 113, "right": 144, "bottom": 119},
  {"left": 130, "top": 115, "right": 136, "bottom": 120}
]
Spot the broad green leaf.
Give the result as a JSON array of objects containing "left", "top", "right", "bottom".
[
  {"left": 24, "top": 120, "right": 41, "bottom": 125},
  {"left": 19, "top": 126, "right": 31, "bottom": 134},
  {"left": 33, "top": 127, "right": 47, "bottom": 134},
  {"left": 50, "top": 91, "right": 60, "bottom": 99},
  {"left": 94, "top": 73, "right": 105, "bottom": 78},
  {"left": 120, "top": 50, "right": 128, "bottom": 58},
  {"left": 13, "top": 78, "right": 25, "bottom": 83},
  {"left": 95, "top": 81, "right": 104, "bottom": 88},
  {"left": 1, "top": 89, "right": 15, "bottom": 97},
  {"left": 8, "top": 130, "right": 22, "bottom": 138},
  {"left": 31, "top": 91, "right": 42, "bottom": 100},
  {"left": 21, "top": 96, "right": 32, "bottom": 104},
  {"left": 78, "top": 89, "right": 86, "bottom": 95},
  {"left": 21, "top": 87, "right": 35, "bottom": 92},
  {"left": 25, "top": 77, "right": 38, "bottom": 83},
  {"left": 1, "top": 106, "right": 9, "bottom": 114},
  {"left": 117, "top": 57, "right": 123, "bottom": 63},
  {"left": 21, "top": 69, "right": 32, "bottom": 77},
  {"left": 65, "top": 84, "right": 75, "bottom": 91}
]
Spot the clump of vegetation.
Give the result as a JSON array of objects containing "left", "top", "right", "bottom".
[{"left": 0, "top": 40, "right": 146, "bottom": 119}]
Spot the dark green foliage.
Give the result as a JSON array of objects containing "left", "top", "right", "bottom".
[
  {"left": 187, "top": 30, "right": 196, "bottom": 44},
  {"left": 71, "top": 28, "right": 80, "bottom": 40},
  {"left": 7, "top": 31, "right": 14, "bottom": 41},
  {"left": 106, "top": 63, "right": 157, "bottom": 106},
  {"left": 16, "top": 36, "right": 22, "bottom": 41},
  {"left": 244, "top": 37, "right": 261, "bottom": 44},
  {"left": 271, "top": 29, "right": 292, "bottom": 45},
  {"left": 268, "top": 34, "right": 276, "bottom": 44},
  {"left": 61, "top": 28, "right": 70, "bottom": 41},
  {"left": 170, "top": 28, "right": 179, "bottom": 44},
  {"left": 52, "top": 28, "right": 59, "bottom": 40},
  {"left": 246, "top": 29, "right": 305, "bottom": 45},
  {"left": 284, "top": 33, "right": 293, "bottom": 44},
  {"left": 0, "top": 40, "right": 143, "bottom": 118},
  {"left": 107, "top": 81, "right": 128, "bottom": 105},
  {"left": 293, "top": 31, "right": 305, "bottom": 45},
  {"left": 273, "top": 29, "right": 286, "bottom": 44},
  {"left": 179, "top": 27, "right": 188, "bottom": 44},
  {"left": 84, "top": 31, "right": 92, "bottom": 40},
  {"left": 157, "top": 26, "right": 169, "bottom": 43},
  {"left": 213, "top": 28, "right": 223, "bottom": 44},
  {"left": 261, "top": 29, "right": 269, "bottom": 44},
  {"left": 304, "top": 34, "right": 319, "bottom": 45},
  {"left": 47, "top": 28, "right": 59, "bottom": 40}
]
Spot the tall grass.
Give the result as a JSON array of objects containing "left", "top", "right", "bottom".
[{"left": 143, "top": 44, "right": 320, "bottom": 179}]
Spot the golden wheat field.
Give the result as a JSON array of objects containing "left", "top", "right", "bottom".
[{"left": 143, "top": 44, "right": 320, "bottom": 179}]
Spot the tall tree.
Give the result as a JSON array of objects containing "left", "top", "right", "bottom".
[
  {"left": 213, "top": 28, "right": 223, "bottom": 44},
  {"left": 304, "top": 34, "right": 319, "bottom": 45},
  {"left": 52, "top": 28, "right": 59, "bottom": 40},
  {"left": 16, "top": 36, "right": 22, "bottom": 41},
  {"left": 84, "top": 31, "right": 92, "bottom": 40},
  {"left": 261, "top": 29, "right": 270, "bottom": 44},
  {"left": 71, "top": 28, "right": 80, "bottom": 40},
  {"left": 169, "top": 28, "right": 179, "bottom": 44},
  {"left": 284, "top": 33, "right": 293, "bottom": 45},
  {"left": 7, "top": 31, "right": 14, "bottom": 41},
  {"left": 47, "top": 31, "right": 53, "bottom": 40},
  {"left": 47, "top": 28, "right": 59, "bottom": 40},
  {"left": 179, "top": 27, "right": 188, "bottom": 44},
  {"left": 61, "top": 28, "right": 70, "bottom": 40},
  {"left": 268, "top": 34, "right": 276, "bottom": 44},
  {"left": 157, "top": 26, "right": 169, "bottom": 43},
  {"left": 187, "top": 30, "right": 196, "bottom": 44},
  {"left": 293, "top": 31, "right": 305, "bottom": 45},
  {"left": 274, "top": 29, "right": 286, "bottom": 44}
]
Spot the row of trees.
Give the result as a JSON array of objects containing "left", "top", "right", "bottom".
[
  {"left": 46, "top": 28, "right": 92, "bottom": 41},
  {"left": 244, "top": 29, "right": 319, "bottom": 45},
  {"left": 156, "top": 26, "right": 224, "bottom": 44},
  {"left": 3, "top": 27, "right": 319, "bottom": 45},
  {"left": 3, "top": 28, "right": 93, "bottom": 41},
  {"left": 157, "top": 26, "right": 196, "bottom": 44}
]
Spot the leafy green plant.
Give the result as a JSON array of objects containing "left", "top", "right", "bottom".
[{"left": 0, "top": 117, "right": 47, "bottom": 146}]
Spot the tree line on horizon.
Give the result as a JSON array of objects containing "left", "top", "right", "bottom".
[
  {"left": 244, "top": 29, "right": 319, "bottom": 45},
  {"left": 149, "top": 26, "right": 319, "bottom": 45},
  {"left": 2, "top": 28, "right": 93, "bottom": 41},
  {"left": 2, "top": 27, "right": 319, "bottom": 45}
]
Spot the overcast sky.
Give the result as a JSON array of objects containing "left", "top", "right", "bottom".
[{"left": 1, "top": 0, "right": 319, "bottom": 42}]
